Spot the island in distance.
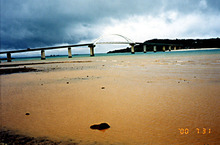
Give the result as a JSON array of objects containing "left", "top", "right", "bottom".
[{"left": 107, "top": 38, "right": 220, "bottom": 53}]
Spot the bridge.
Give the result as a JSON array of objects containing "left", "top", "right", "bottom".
[{"left": 0, "top": 34, "right": 182, "bottom": 62}]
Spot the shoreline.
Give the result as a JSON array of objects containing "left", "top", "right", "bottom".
[
  {"left": 168, "top": 47, "right": 220, "bottom": 51},
  {"left": 1, "top": 48, "right": 220, "bottom": 62}
]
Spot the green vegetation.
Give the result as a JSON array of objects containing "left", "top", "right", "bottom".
[{"left": 108, "top": 38, "right": 220, "bottom": 53}]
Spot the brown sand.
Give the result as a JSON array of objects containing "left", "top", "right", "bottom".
[{"left": 1, "top": 53, "right": 220, "bottom": 144}]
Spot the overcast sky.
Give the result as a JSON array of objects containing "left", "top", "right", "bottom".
[{"left": 1, "top": 0, "right": 220, "bottom": 55}]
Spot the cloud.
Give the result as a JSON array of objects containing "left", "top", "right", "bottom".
[
  {"left": 96, "top": 12, "right": 220, "bottom": 41},
  {"left": 1, "top": 0, "right": 220, "bottom": 54}
]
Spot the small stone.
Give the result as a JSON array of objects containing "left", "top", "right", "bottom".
[
  {"left": 178, "top": 81, "right": 180, "bottom": 83},
  {"left": 101, "top": 87, "right": 105, "bottom": 89},
  {"left": 25, "top": 113, "right": 30, "bottom": 116},
  {"left": 90, "top": 123, "right": 110, "bottom": 130},
  {"left": 67, "top": 82, "right": 69, "bottom": 84}
]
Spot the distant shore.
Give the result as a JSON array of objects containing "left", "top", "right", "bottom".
[
  {"left": 108, "top": 38, "right": 220, "bottom": 53},
  {"left": 170, "top": 47, "right": 220, "bottom": 51}
]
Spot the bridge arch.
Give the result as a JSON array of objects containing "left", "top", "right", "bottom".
[
  {"left": 88, "top": 34, "right": 135, "bottom": 56},
  {"left": 93, "top": 34, "right": 135, "bottom": 45}
]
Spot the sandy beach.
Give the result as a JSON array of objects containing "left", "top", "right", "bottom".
[{"left": 1, "top": 51, "right": 220, "bottom": 144}]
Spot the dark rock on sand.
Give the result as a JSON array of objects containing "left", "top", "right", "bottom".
[
  {"left": 25, "top": 113, "right": 30, "bottom": 116},
  {"left": 90, "top": 123, "right": 110, "bottom": 130},
  {"left": 101, "top": 87, "right": 105, "bottom": 89}
]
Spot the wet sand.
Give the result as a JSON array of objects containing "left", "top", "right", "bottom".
[{"left": 1, "top": 53, "right": 220, "bottom": 144}]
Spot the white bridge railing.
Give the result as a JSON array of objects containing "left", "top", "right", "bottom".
[{"left": 96, "top": 42, "right": 131, "bottom": 44}]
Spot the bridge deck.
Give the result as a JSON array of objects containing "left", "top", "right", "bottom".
[
  {"left": 96, "top": 42, "right": 131, "bottom": 44},
  {"left": 0, "top": 42, "right": 183, "bottom": 55},
  {"left": 135, "top": 42, "right": 183, "bottom": 46},
  {"left": 0, "top": 43, "right": 93, "bottom": 54}
]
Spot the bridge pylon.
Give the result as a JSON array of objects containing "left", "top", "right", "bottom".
[
  {"left": 143, "top": 45, "right": 147, "bottom": 53},
  {"left": 68, "top": 47, "right": 72, "bottom": 58},
  {"left": 88, "top": 44, "right": 95, "bottom": 57},
  {"left": 130, "top": 43, "right": 135, "bottom": 54}
]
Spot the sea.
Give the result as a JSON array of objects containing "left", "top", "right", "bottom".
[{"left": 1, "top": 48, "right": 220, "bottom": 62}]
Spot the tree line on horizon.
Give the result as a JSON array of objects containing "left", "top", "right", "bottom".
[{"left": 107, "top": 38, "right": 220, "bottom": 53}]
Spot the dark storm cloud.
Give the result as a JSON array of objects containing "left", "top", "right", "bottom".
[
  {"left": 1, "top": 0, "right": 98, "bottom": 49},
  {"left": 1, "top": 0, "right": 220, "bottom": 50}
]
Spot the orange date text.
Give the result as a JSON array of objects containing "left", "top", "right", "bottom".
[{"left": 178, "top": 128, "right": 211, "bottom": 135}]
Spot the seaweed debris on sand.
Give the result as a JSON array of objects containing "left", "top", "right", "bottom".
[{"left": 0, "top": 129, "right": 79, "bottom": 145}]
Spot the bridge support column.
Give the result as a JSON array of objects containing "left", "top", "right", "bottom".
[
  {"left": 68, "top": 47, "right": 72, "bottom": 58},
  {"left": 143, "top": 45, "right": 147, "bottom": 53},
  {"left": 130, "top": 43, "right": 135, "bottom": 54},
  {"left": 7, "top": 53, "right": 12, "bottom": 62},
  {"left": 153, "top": 46, "right": 157, "bottom": 52},
  {"left": 169, "top": 46, "right": 171, "bottom": 51},
  {"left": 163, "top": 46, "right": 166, "bottom": 52},
  {"left": 174, "top": 46, "right": 177, "bottom": 50},
  {"left": 88, "top": 45, "right": 95, "bottom": 57},
  {"left": 41, "top": 50, "right": 46, "bottom": 60}
]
